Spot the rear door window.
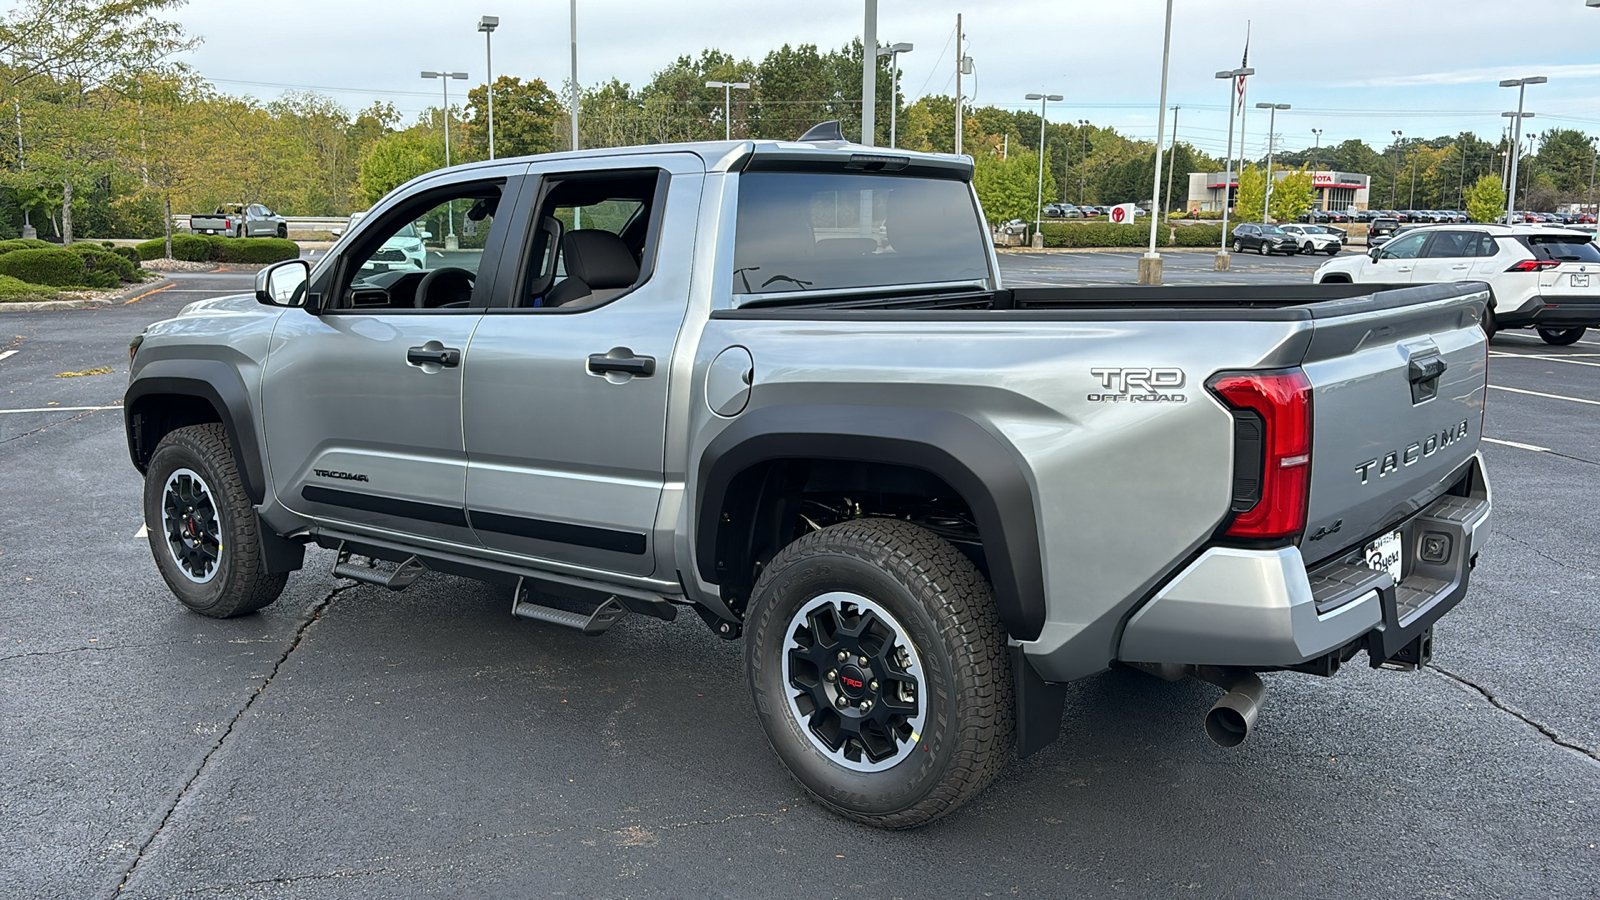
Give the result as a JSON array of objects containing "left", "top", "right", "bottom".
[
  {"left": 732, "top": 172, "right": 989, "bottom": 294},
  {"left": 1523, "top": 234, "right": 1600, "bottom": 262},
  {"left": 1422, "top": 231, "right": 1474, "bottom": 258}
]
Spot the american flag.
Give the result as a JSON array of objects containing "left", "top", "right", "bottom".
[{"left": 1236, "top": 22, "right": 1250, "bottom": 112}]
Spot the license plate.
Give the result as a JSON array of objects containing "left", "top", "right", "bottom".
[
  {"left": 1572, "top": 273, "right": 1590, "bottom": 288},
  {"left": 1364, "top": 530, "right": 1404, "bottom": 584}
]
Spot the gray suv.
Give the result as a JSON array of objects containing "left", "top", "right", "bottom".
[{"left": 126, "top": 133, "right": 1493, "bottom": 828}]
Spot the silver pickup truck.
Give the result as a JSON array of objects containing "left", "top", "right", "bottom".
[
  {"left": 125, "top": 132, "right": 1493, "bottom": 829},
  {"left": 189, "top": 203, "right": 288, "bottom": 238}
]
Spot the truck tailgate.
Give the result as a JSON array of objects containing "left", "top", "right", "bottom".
[{"left": 1297, "top": 282, "right": 1489, "bottom": 566}]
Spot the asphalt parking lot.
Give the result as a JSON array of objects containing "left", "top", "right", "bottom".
[{"left": 2, "top": 264, "right": 1597, "bottom": 898}]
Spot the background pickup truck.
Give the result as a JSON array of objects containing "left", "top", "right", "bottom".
[
  {"left": 189, "top": 203, "right": 288, "bottom": 238},
  {"left": 125, "top": 132, "right": 1493, "bottom": 829}
]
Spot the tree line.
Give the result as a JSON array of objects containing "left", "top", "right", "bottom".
[{"left": 0, "top": 1, "right": 1592, "bottom": 241}]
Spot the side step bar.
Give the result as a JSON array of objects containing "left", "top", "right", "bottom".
[
  {"left": 511, "top": 578, "right": 629, "bottom": 636},
  {"left": 332, "top": 542, "right": 427, "bottom": 591}
]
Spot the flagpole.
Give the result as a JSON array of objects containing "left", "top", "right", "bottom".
[{"left": 1236, "top": 22, "right": 1250, "bottom": 215}]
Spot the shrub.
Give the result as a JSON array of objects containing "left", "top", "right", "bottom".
[
  {"left": 0, "top": 238, "right": 55, "bottom": 256},
  {"left": 135, "top": 233, "right": 212, "bottom": 261},
  {"left": 0, "top": 248, "right": 89, "bottom": 286},
  {"left": 68, "top": 243, "right": 141, "bottom": 283},
  {"left": 112, "top": 245, "right": 141, "bottom": 265},
  {"left": 0, "top": 273, "right": 59, "bottom": 302},
  {"left": 134, "top": 234, "right": 300, "bottom": 264},
  {"left": 205, "top": 235, "right": 300, "bottom": 264},
  {"left": 1173, "top": 224, "right": 1224, "bottom": 247},
  {"left": 1038, "top": 222, "right": 1172, "bottom": 248}
]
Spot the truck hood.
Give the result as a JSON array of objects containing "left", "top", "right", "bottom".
[{"left": 178, "top": 293, "right": 258, "bottom": 317}]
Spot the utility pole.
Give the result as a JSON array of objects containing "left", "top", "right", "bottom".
[
  {"left": 861, "top": 0, "right": 876, "bottom": 146},
  {"left": 1078, "top": 120, "right": 1090, "bottom": 203},
  {"left": 1409, "top": 146, "right": 1418, "bottom": 209},
  {"left": 569, "top": 0, "right": 580, "bottom": 151},
  {"left": 1257, "top": 102, "right": 1289, "bottom": 220},
  {"left": 1589, "top": 136, "right": 1597, "bottom": 215},
  {"left": 954, "top": 15, "right": 965, "bottom": 155},
  {"left": 1163, "top": 104, "right": 1179, "bottom": 223},
  {"left": 1458, "top": 141, "right": 1468, "bottom": 210},
  {"left": 1389, "top": 130, "right": 1402, "bottom": 207}
]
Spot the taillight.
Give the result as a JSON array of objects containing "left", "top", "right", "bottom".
[
  {"left": 1506, "top": 259, "right": 1558, "bottom": 272},
  {"left": 1208, "top": 370, "right": 1313, "bottom": 540}
]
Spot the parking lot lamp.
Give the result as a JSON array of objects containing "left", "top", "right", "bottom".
[
  {"left": 421, "top": 70, "right": 468, "bottom": 243},
  {"left": 1588, "top": 136, "right": 1597, "bottom": 217},
  {"left": 877, "top": 43, "right": 913, "bottom": 148},
  {"left": 1026, "top": 93, "right": 1062, "bottom": 240},
  {"left": 1255, "top": 102, "right": 1289, "bottom": 221},
  {"left": 705, "top": 81, "right": 750, "bottom": 141},
  {"left": 1078, "top": 119, "right": 1090, "bottom": 203},
  {"left": 1214, "top": 66, "right": 1253, "bottom": 269},
  {"left": 1139, "top": 0, "right": 1174, "bottom": 285},
  {"left": 478, "top": 17, "right": 498, "bottom": 159},
  {"left": 861, "top": 0, "right": 876, "bottom": 146},
  {"left": 1389, "top": 130, "right": 1402, "bottom": 207},
  {"left": 1500, "top": 76, "right": 1546, "bottom": 223},
  {"left": 1310, "top": 127, "right": 1322, "bottom": 182}
]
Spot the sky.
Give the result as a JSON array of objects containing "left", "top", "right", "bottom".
[{"left": 171, "top": 0, "right": 1600, "bottom": 162}]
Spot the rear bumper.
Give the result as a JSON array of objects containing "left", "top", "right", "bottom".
[
  {"left": 1496, "top": 297, "right": 1600, "bottom": 328},
  {"left": 1116, "top": 454, "right": 1491, "bottom": 669}
]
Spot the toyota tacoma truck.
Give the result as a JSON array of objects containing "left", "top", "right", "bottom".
[
  {"left": 125, "top": 128, "right": 1493, "bottom": 829},
  {"left": 189, "top": 203, "right": 289, "bottom": 238}
]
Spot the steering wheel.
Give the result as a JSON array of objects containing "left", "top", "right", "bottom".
[{"left": 414, "top": 267, "right": 475, "bottom": 308}]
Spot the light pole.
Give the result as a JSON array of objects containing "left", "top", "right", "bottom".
[
  {"left": 1588, "top": 136, "right": 1597, "bottom": 216},
  {"left": 1255, "top": 102, "right": 1289, "bottom": 221},
  {"left": 1501, "top": 112, "right": 1536, "bottom": 220},
  {"left": 1408, "top": 144, "right": 1419, "bottom": 209},
  {"left": 1138, "top": 0, "right": 1174, "bottom": 285},
  {"left": 861, "top": 0, "right": 877, "bottom": 146},
  {"left": 1215, "top": 66, "right": 1253, "bottom": 269},
  {"left": 876, "top": 42, "right": 912, "bottom": 149},
  {"left": 1500, "top": 76, "right": 1546, "bottom": 224},
  {"left": 1310, "top": 128, "right": 1323, "bottom": 210},
  {"left": 569, "top": 0, "right": 579, "bottom": 151},
  {"left": 478, "top": 16, "right": 498, "bottom": 159},
  {"left": 1078, "top": 119, "right": 1090, "bottom": 204},
  {"left": 1026, "top": 93, "right": 1062, "bottom": 242},
  {"left": 422, "top": 69, "right": 468, "bottom": 245},
  {"left": 1389, "top": 130, "right": 1402, "bottom": 207},
  {"left": 705, "top": 80, "right": 751, "bottom": 140}
]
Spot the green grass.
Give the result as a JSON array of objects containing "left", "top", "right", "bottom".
[{"left": 0, "top": 273, "right": 62, "bottom": 302}]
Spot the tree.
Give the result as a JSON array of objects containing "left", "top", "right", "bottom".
[
  {"left": 357, "top": 131, "right": 442, "bottom": 207},
  {"left": 1234, "top": 165, "right": 1267, "bottom": 222},
  {"left": 464, "top": 75, "right": 563, "bottom": 159},
  {"left": 1465, "top": 173, "right": 1504, "bottom": 224},
  {"left": 1270, "top": 167, "right": 1316, "bottom": 222},
  {"left": 973, "top": 150, "right": 1051, "bottom": 226}
]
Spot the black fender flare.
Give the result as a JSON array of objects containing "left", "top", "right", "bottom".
[
  {"left": 124, "top": 359, "right": 268, "bottom": 506},
  {"left": 695, "top": 404, "right": 1046, "bottom": 641}
]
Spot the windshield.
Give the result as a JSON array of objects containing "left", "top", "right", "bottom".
[
  {"left": 732, "top": 172, "right": 990, "bottom": 295},
  {"left": 1525, "top": 234, "right": 1600, "bottom": 262},
  {"left": 1260, "top": 225, "right": 1286, "bottom": 235},
  {"left": 1300, "top": 225, "right": 1327, "bottom": 234}
]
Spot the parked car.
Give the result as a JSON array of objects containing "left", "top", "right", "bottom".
[
  {"left": 1079, "top": 205, "right": 1101, "bottom": 217},
  {"left": 190, "top": 203, "right": 288, "bottom": 239},
  {"left": 1043, "top": 203, "right": 1070, "bottom": 218},
  {"left": 999, "top": 218, "right": 1029, "bottom": 236},
  {"left": 1231, "top": 222, "right": 1299, "bottom": 255},
  {"left": 1366, "top": 217, "right": 1402, "bottom": 246},
  {"left": 1279, "top": 223, "right": 1343, "bottom": 255},
  {"left": 123, "top": 133, "right": 1494, "bottom": 829},
  {"left": 1314, "top": 223, "right": 1600, "bottom": 344}
]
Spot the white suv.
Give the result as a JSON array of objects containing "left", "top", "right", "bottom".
[
  {"left": 1280, "top": 223, "right": 1343, "bottom": 255},
  {"left": 1312, "top": 224, "right": 1600, "bottom": 344}
]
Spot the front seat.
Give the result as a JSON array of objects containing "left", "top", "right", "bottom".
[{"left": 544, "top": 230, "right": 640, "bottom": 308}]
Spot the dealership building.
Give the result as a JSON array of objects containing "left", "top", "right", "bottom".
[{"left": 1187, "top": 170, "right": 1372, "bottom": 214}]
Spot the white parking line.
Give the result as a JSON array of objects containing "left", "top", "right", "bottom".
[
  {"left": 1489, "top": 384, "right": 1600, "bottom": 406},
  {"left": 0, "top": 405, "right": 121, "bottom": 414},
  {"left": 1490, "top": 351, "right": 1600, "bottom": 368},
  {"left": 0, "top": 349, "right": 16, "bottom": 362},
  {"left": 1482, "top": 437, "right": 1550, "bottom": 452},
  {"left": 134, "top": 524, "right": 148, "bottom": 539}
]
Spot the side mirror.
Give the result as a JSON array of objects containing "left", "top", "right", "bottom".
[
  {"left": 418, "top": 229, "right": 433, "bottom": 240},
  {"left": 255, "top": 259, "right": 311, "bottom": 308},
  {"left": 1368, "top": 246, "right": 1383, "bottom": 262}
]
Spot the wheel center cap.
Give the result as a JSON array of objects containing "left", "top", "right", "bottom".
[{"left": 837, "top": 664, "right": 868, "bottom": 699}]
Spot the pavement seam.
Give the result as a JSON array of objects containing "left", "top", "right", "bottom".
[
  {"left": 1427, "top": 663, "right": 1600, "bottom": 765},
  {"left": 108, "top": 584, "right": 351, "bottom": 899},
  {"left": 0, "top": 406, "right": 114, "bottom": 444},
  {"left": 1493, "top": 532, "right": 1600, "bottom": 574}
]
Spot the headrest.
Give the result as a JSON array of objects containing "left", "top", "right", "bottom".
[{"left": 561, "top": 229, "right": 639, "bottom": 289}]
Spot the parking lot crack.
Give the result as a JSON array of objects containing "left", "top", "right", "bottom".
[
  {"left": 108, "top": 584, "right": 351, "bottom": 899},
  {"left": 1493, "top": 533, "right": 1599, "bottom": 575},
  {"left": 1429, "top": 664, "right": 1600, "bottom": 765}
]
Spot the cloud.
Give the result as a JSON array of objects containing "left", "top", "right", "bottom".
[{"left": 1344, "top": 63, "right": 1600, "bottom": 89}]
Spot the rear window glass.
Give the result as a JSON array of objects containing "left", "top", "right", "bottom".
[
  {"left": 732, "top": 172, "right": 989, "bottom": 294},
  {"left": 1523, "top": 234, "right": 1600, "bottom": 263}
]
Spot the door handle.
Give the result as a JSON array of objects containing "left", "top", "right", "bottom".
[
  {"left": 587, "top": 351, "right": 656, "bottom": 377},
  {"left": 406, "top": 346, "right": 461, "bottom": 367},
  {"left": 1450, "top": 264, "right": 1469, "bottom": 271}
]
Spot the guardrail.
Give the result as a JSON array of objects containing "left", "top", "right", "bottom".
[{"left": 169, "top": 215, "right": 351, "bottom": 233}]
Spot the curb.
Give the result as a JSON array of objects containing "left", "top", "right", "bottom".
[{"left": 0, "top": 277, "right": 175, "bottom": 313}]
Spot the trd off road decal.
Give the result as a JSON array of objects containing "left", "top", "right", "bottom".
[{"left": 1087, "top": 367, "right": 1187, "bottom": 403}]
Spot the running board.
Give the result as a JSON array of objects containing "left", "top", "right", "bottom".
[
  {"left": 332, "top": 542, "right": 427, "bottom": 591},
  {"left": 511, "top": 577, "right": 629, "bottom": 635}
]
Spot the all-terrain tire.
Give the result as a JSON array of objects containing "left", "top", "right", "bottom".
[
  {"left": 276, "top": 223, "right": 288, "bottom": 239},
  {"left": 1538, "top": 326, "right": 1586, "bottom": 346},
  {"left": 1483, "top": 307, "right": 1498, "bottom": 340},
  {"left": 745, "top": 518, "right": 1014, "bottom": 829},
  {"left": 143, "top": 423, "right": 287, "bottom": 617}
]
